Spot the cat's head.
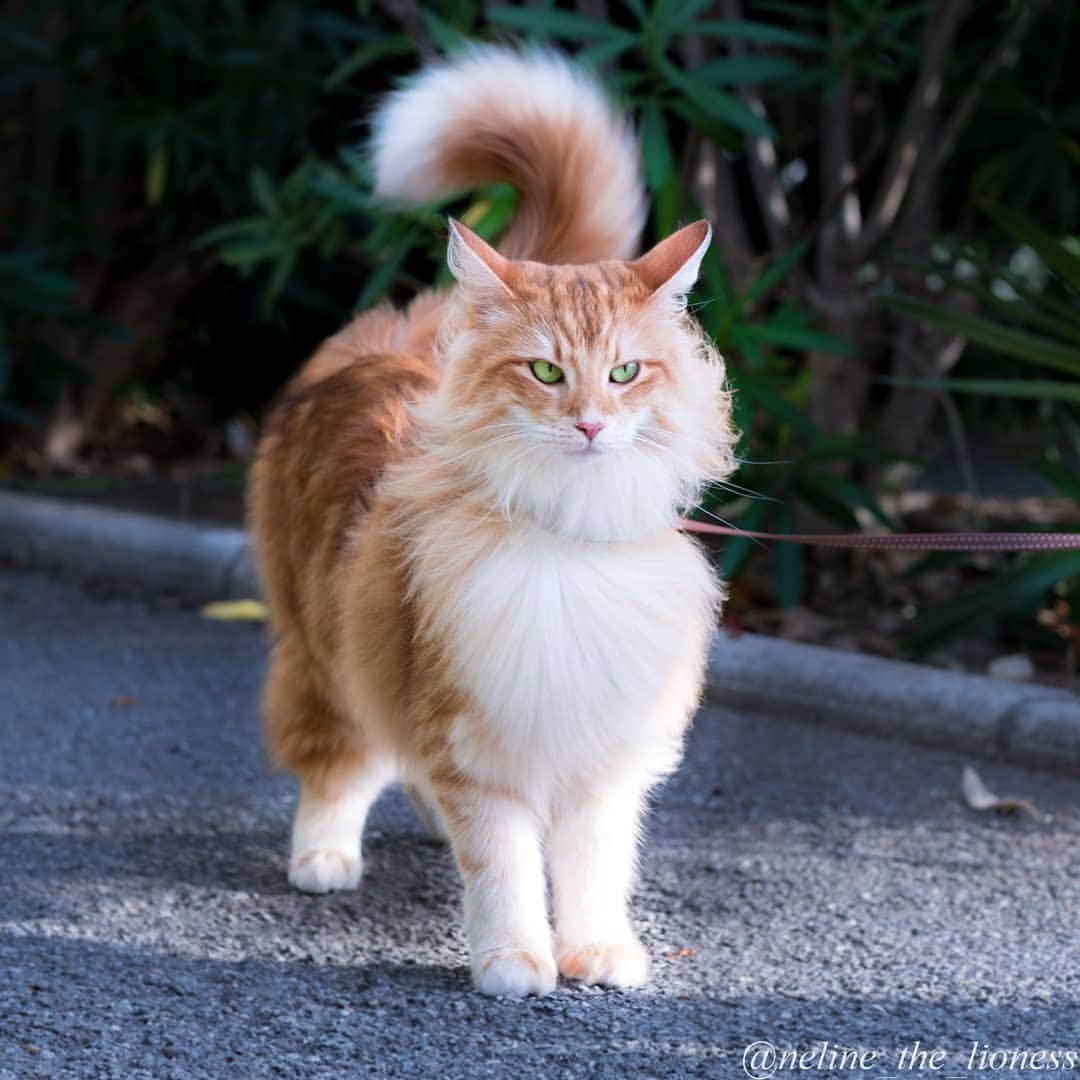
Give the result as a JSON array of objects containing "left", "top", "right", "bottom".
[{"left": 427, "top": 219, "right": 736, "bottom": 541}]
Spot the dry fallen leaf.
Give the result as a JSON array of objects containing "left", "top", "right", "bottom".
[
  {"left": 961, "top": 766, "right": 1047, "bottom": 823},
  {"left": 666, "top": 947, "right": 694, "bottom": 959},
  {"left": 110, "top": 694, "right": 138, "bottom": 708},
  {"left": 200, "top": 599, "right": 269, "bottom": 622}
]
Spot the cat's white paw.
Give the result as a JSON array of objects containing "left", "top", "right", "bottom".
[
  {"left": 558, "top": 938, "right": 650, "bottom": 988},
  {"left": 474, "top": 947, "right": 557, "bottom": 998},
  {"left": 288, "top": 849, "right": 361, "bottom": 894}
]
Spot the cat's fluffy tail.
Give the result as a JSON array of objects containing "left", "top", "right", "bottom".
[{"left": 370, "top": 45, "right": 646, "bottom": 265}]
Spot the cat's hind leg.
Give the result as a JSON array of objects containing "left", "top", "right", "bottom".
[
  {"left": 288, "top": 757, "right": 393, "bottom": 893},
  {"left": 264, "top": 638, "right": 394, "bottom": 894}
]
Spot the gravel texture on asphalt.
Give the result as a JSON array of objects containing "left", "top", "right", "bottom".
[{"left": 1, "top": 567, "right": 1077, "bottom": 1079}]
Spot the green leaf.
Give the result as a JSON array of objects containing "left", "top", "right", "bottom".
[
  {"left": 903, "top": 552, "right": 1080, "bottom": 658},
  {"left": 307, "top": 176, "right": 371, "bottom": 213},
  {"left": 694, "top": 19, "right": 828, "bottom": 50},
  {"left": 853, "top": 54, "right": 900, "bottom": 81},
  {"left": 740, "top": 375, "right": 819, "bottom": 439},
  {"left": 218, "top": 49, "right": 264, "bottom": 67},
  {"left": 993, "top": 267, "right": 1080, "bottom": 340},
  {"left": 876, "top": 376, "right": 1080, "bottom": 404},
  {"left": 774, "top": 502, "right": 804, "bottom": 608},
  {"left": 728, "top": 325, "right": 766, "bottom": 367},
  {"left": 356, "top": 224, "right": 423, "bottom": 311},
  {"left": 149, "top": 3, "right": 208, "bottom": 60},
  {"left": 802, "top": 470, "right": 895, "bottom": 530},
  {"left": 659, "top": 59, "right": 774, "bottom": 137},
  {"left": 0, "top": 19, "right": 52, "bottom": 57},
  {"left": 800, "top": 434, "right": 912, "bottom": 467},
  {"left": 195, "top": 217, "right": 266, "bottom": 250},
  {"left": 417, "top": 10, "right": 462, "bottom": 53},
  {"left": 250, "top": 168, "right": 279, "bottom": 216},
  {"left": 1034, "top": 460, "right": 1080, "bottom": 503},
  {"left": 652, "top": 0, "right": 717, "bottom": 44},
  {"left": 921, "top": 267, "right": 1080, "bottom": 347},
  {"left": 741, "top": 239, "right": 810, "bottom": 307},
  {"left": 261, "top": 249, "right": 298, "bottom": 318},
  {"left": 144, "top": 145, "right": 169, "bottom": 205},
  {"left": 981, "top": 203, "right": 1080, "bottom": 295},
  {"left": 0, "top": 400, "right": 40, "bottom": 427},
  {"left": 577, "top": 35, "right": 637, "bottom": 67},
  {"left": 0, "top": 259, "right": 78, "bottom": 314},
  {"left": 693, "top": 55, "right": 802, "bottom": 85},
  {"left": 716, "top": 498, "right": 769, "bottom": 580},
  {"left": 487, "top": 6, "right": 637, "bottom": 42},
  {"left": 666, "top": 98, "right": 744, "bottom": 152},
  {"left": 654, "top": 167, "right": 681, "bottom": 241},
  {"left": 461, "top": 183, "right": 519, "bottom": 243},
  {"left": 896, "top": 251, "right": 1080, "bottom": 345},
  {"left": 748, "top": 320, "right": 854, "bottom": 354},
  {"left": 752, "top": 1, "right": 830, "bottom": 22},
  {"left": 305, "top": 13, "right": 380, "bottom": 46},
  {"left": 639, "top": 100, "right": 674, "bottom": 193},
  {"left": 795, "top": 473, "right": 859, "bottom": 528},
  {"left": 323, "top": 34, "right": 414, "bottom": 90},
  {"left": 879, "top": 294, "right": 1080, "bottom": 377}
]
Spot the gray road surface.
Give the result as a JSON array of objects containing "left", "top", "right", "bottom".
[{"left": 1, "top": 568, "right": 1077, "bottom": 1079}]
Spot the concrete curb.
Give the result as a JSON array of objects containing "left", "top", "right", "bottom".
[
  {"left": 0, "top": 492, "right": 259, "bottom": 601},
  {"left": 3, "top": 491, "right": 1078, "bottom": 774},
  {"left": 706, "top": 634, "right": 1080, "bottom": 776}
]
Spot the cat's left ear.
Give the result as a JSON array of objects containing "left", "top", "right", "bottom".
[
  {"left": 446, "top": 218, "right": 515, "bottom": 296},
  {"left": 632, "top": 220, "right": 711, "bottom": 305}
]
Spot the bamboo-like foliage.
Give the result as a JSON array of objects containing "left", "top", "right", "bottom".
[{"left": 2, "top": 0, "right": 1077, "bottom": 652}]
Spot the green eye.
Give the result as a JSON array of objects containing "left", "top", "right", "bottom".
[
  {"left": 530, "top": 360, "right": 564, "bottom": 385},
  {"left": 610, "top": 361, "right": 640, "bottom": 384}
]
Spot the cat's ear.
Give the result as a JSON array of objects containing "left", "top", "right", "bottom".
[
  {"left": 447, "top": 218, "right": 515, "bottom": 295},
  {"left": 632, "top": 220, "right": 711, "bottom": 305}
]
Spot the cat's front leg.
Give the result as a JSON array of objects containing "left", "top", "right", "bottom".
[
  {"left": 434, "top": 780, "right": 556, "bottom": 997},
  {"left": 548, "top": 780, "right": 651, "bottom": 989}
]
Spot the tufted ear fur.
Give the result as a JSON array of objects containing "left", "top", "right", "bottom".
[
  {"left": 446, "top": 218, "right": 515, "bottom": 295},
  {"left": 631, "top": 220, "right": 711, "bottom": 305}
]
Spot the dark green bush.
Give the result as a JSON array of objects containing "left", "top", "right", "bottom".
[{"left": 4, "top": 0, "right": 1077, "bottom": 653}]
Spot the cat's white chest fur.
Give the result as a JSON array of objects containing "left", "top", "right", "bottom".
[{"left": 442, "top": 524, "right": 717, "bottom": 802}]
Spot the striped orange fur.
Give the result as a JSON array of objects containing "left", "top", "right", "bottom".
[{"left": 250, "top": 46, "right": 736, "bottom": 997}]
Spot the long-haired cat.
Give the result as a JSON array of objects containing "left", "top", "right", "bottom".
[{"left": 250, "top": 45, "right": 736, "bottom": 997}]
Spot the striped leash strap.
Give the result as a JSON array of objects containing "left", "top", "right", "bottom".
[{"left": 678, "top": 520, "right": 1080, "bottom": 553}]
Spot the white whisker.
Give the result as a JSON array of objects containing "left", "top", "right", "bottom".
[{"left": 684, "top": 505, "right": 768, "bottom": 548}]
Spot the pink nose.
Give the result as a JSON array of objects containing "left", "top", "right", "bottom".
[{"left": 576, "top": 421, "right": 606, "bottom": 443}]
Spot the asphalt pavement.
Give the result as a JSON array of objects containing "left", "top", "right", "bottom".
[{"left": 1, "top": 567, "right": 1077, "bottom": 1079}]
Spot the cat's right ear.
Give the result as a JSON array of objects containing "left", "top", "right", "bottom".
[
  {"left": 632, "top": 220, "right": 711, "bottom": 307},
  {"left": 447, "top": 218, "right": 515, "bottom": 296}
]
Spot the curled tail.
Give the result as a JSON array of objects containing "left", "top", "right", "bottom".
[{"left": 370, "top": 45, "right": 646, "bottom": 265}]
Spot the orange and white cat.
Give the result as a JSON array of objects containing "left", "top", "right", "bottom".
[{"left": 249, "top": 46, "right": 736, "bottom": 997}]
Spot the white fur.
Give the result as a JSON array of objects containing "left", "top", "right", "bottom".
[
  {"left": 288, "top": 759, "right": 394, "bottom": 894},
  {"left": 425, "top": 292, "right": 730, "bottom": 545},
  {"left": 370, "top": 45, "right": 646, "bottom": 260},
  {"left": 421, "top": 524, "right": 713, "bottom": 992},
  {"left": 548, "top": 783, "right": 651, "bottom": 987},
  {"left": 446, "top": 219, "right": 512, "bottom": 294},
  {"left": 457, "top": 793, "right": 557, "bottom": 996},
  {"left": 293, "top": 46, "right": 732, "bottom": 996},
  {"left": 408, "top": 519, "right": 717, "bottom": 811},
  {"left": 654, "top": 224, "right": 712, "bottom": 308}
]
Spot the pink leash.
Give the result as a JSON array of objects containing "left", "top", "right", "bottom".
[{"left": 679, "top": 519, "right": 1080, "bottom": 553}]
